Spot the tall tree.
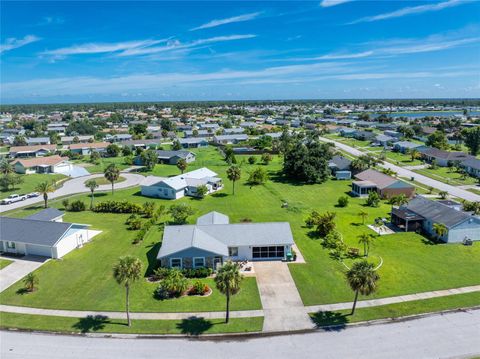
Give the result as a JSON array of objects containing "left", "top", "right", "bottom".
[
  {"left": 426, "top": 131, "right": 449, "bottom": 150},
  {"left": 35, "top": 181, "right": 55, "bottom": 208},
  {"left": 462, "top": 127, "right": 480, "bottom": 156},
  {"left": 104, "top": 163, "right": 120, "bottom": 195},
  {"left": 112, "top": 256, "right": 142, "bottom": 327},
  {"left": 226, "top": 165, "right": 241, "bottom": 195},
  {"left": 0, "top": 160, "right": 13, "bottom": 175},
  {"left": 346, "top": 260, "right": 380, "bottom": 315},
  {"left": 141, "top": 149, "right": 158, "bottom": 170},
  {"left": 85, "top": 179, "right": 99, "bottom": 209},
  {"left": 176, "top": 159, "right": 187, "bottom": 174},
  {"left": 214, "top": 261, "right": 243, "bottom": 323}
]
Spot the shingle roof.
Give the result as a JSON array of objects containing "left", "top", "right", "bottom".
[
  {"left": 462, "top": 157, "right": 480, "bottom": 170},
  {"left": 329, "top": 155, "right": 351, "bottom": 170},
  {"left": 354, "top": 169, "right": 397, "bottom": 189},
  {"left": 69, "top": 142, "right": 109, "bottom": 150},
  {"left": 0, "top": 217, "right": 72, "bottom": 246},
  {"left": 156, "top": 150, "right": 192, "bottom": 160},
  {"left": 26, "top": 208, "right": 65, "bottom": 222},
  {"left": 404, "top": 196, "right": 471, "bottom": 228},
  {"left": 196, "top": 211, "right": 230, "bottom": 225},
  {"left": 9, "top": 144, "right": 56, "bottom": 154},
  {"left": 418, "top": 147, "right": 473, "bottom": 161},
  {"left": 14, "top": 155, "right": 68, "bottom": 168}
]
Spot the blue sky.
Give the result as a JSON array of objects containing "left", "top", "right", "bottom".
[{"left": 1, "top": 0, "right": 480, "bottom": 104}]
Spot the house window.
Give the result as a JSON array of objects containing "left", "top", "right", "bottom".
[
  {"left": 228, "top": 247, "right": 238, "bottom": 257},
  {"left": 170, "top": 258, "right": 182, "bottom": 268},
  {"left": 7, "top": 241, "right": 15, "bottom": 249},
  {"left": 193, "top": 257, "right": 205, "bottom": 268}
]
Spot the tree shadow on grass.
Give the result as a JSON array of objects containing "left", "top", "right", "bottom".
[
  {"left": 306, "top": 230, "right": 321, "bottom": 240},
  {"left": 16, "top": 288, "right": 30, "bottom": 295},
  {"left": 350, "top": 222, "right": 362, "bottom": 227},
  {"left": 72, "top": 315, "right": 122, "bottom": 333},
  {"left": 310, "top": 311, "right": 349, "bottom": 331},
  {"left": 176, "top": 316, "right": 214, "bottom": 336},
  {"left": 211, "top": 192, "right": 228, "bottom": 198},
  {"left": 93, "top": 192, "right": 108, "bottom": 198}
]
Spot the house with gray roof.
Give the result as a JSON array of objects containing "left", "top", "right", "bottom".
[
  {"left": 178, "top": 137, "right": 209, "bottom": 148},
  {"left": 157, "top": 211, "right": 295, "bottom": 269},
  {"left": 140, "top": 167, "right": 223, "bottom": 200},
  {"left": 391, "top": 196, "right": 480, "bottom": 243},
  {"left": 213, "top": 134, "right": 249, "bottom": 145},
  {"left": 461, "top": 157, "right": 480, "bottom": 178},
  {"left": 156, "top": 150, "right": 195, "bottom": 165},
  {"left": 392, "top": 141, "right": 425, "bottom": 153},
  {"left": 0, "top": 209, "right": 99, "bottom": 258},
  {"left": 418, "top": 147, "right": 473, "bottom": 167}
]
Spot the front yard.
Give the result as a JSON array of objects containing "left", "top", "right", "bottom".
[
  {"left": 414, "top": 166, "right": 479, "bottom": 186},
  {"left": 0, "top": 173, "right": 66, "bottom": 199}
]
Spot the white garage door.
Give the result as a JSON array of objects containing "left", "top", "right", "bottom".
[{"left": 25, "top": 244, "right": 52, "bottom": 257}]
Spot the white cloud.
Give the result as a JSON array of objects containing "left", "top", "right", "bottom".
[
  {"left": 41, "top": 39, "right": 168, "bottom": 56},
  {"left": 348, "top": 0, "right": 468, "bottom": 24},
  {"left": 316, "top": 51, "right": 373, "bottom": 60},
  {"left": 117, "top": 35, "right": 257, "bottom": 56},
  {"left": 320, "top": 0, "right": 353, "bottom": 8},
  {"left": 39, "top": 16, "right": 65, "bottom": 25},
  {"left": 381, "top": 37, "right": 479, "bottom": 54},
  {"left": 0, "top": 35, "right": 41, "bottom": 53},
  {"left": 190, "top": 12, "right": 262, "bottom": 31}
]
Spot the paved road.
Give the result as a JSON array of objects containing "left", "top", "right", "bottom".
[
  {"left": 1, "top": 309, "right": 479, "bottom": 359},
  {"left": 0, "top": 173, "right": 145, "bottom": 213},
  {"left": 320, "top": 137, "right": 480, "bottom": 202}
]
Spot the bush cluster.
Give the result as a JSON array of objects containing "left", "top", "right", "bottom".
[
  {"left": 182, "top": 267, "right": 212, "bottom": 278},
  {"left": 92, "top": 200, "right": 142, "bottom": 213}
]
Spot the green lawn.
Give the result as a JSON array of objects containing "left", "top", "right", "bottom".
[
  {"left": 468, "top": 188, "right": 480, "bottom": 195},
  {"left": 89, "top": 176, "right": 126, "bottom": 186},
  {"left": 324, "top": 133, "right": 372, "bottom": 148},
  {"left": 414, "top": 166, "right": 478, "bottom": 186},
  {"left": 0, "top": 312, "right": 263, "bottom": 335},
  {"left": 383, "top": 151, "right": 423, "bottom": 166},
  {"left": 0, "top": 259, "right": 13, "bottom": 270},
  {"left": 2, "top": 146, "right": 479, "bottom": 311},
  {"left": 79, "top": 156, "right": 131, "bottom": 174},
  {"left": 0, "top": 173, "right": 66, "bottom": 198},
  {"left": 310, "top": 291, "right": 480, "bottom": 328}
]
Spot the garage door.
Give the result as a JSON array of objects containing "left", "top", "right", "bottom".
[
  {"left": 252, "top": 246, "right": 285, "bottom": 259},
  {"left": 25, "top": 244, "right": 52, "bottom": 257}
]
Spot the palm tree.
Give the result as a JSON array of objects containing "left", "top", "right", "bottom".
[
  {"left": 410, "top": 148, "right": 419, "bottom": 162},
  {"left": 226, "top": 165, "right": 241, "bottom": 195},
  {"left": 438, "top": 191, "right": 448, "bottom": 200},
  {"left": 357, "top": 234, "right": 373, "bottom": 257},
  {"left": 23, "top": 272, "right": 39, "bottom": 292},
  {"left": 176, "top": 159, "right": 187, "bottom": 174},
  {"left": 112, "top": 256, "right": 142, "bottom": 327},
  {"left": 346, "top": 260, "right": 380, "bottom": 315},
  {"left": 388, "top": 194, "right": 408, "bottom": 213},
  {"left": 104, "top": 164, "right": 120, "bottom": 195},
  {"left": 85, "top": 179, "right": 99, "bottom": 209},
  {"left": 432, "top": 223, "right": 448, "bottom": 241},
  {"left": 358, "top": 210, "right": 368, "bottom": 225},
  {"left": 35, "top": 181, "right": 55, "bottom": 208},
  {"left": 0, "top": 160, "right": 13, "bottom": 175},
  {"left": 214, "top": 261, "right": 243, "bottom": 323}
]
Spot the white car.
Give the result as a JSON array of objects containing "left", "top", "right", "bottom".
[
  {"left": 27, "top": 192, "right": 40, "bottom": 198},
  {"left": 1, "top": 194, "right": 27, "bottom": 205}
]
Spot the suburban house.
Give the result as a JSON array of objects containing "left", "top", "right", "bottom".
[
  {"left": 373, "top": 134, "right": 395, "bottom": 148},
  {"left": 213, "top": 134, "right": 249, "bottom": 145},
  {"left": 156, "top": 150, "right": 196, "bottom": 165},
  {"left": 26, "top": 137, "right": 51, "bottom": 146},
  {"left": 178, "top": 137, "right": 209, "bottom": 148},
  {"left": 140, "top": 167, "right": 223, "bottom": 200},
  {"left": 9, "top": 144, "right": 57, "bottom": 158},
  {"left": 461, "top": 158, "right": 480, "bottom": 178},
  {"left": 105, "top": 134, "right": 133, "bottom": 142},
  {"left": 223, "top": 128, "right": 245, "bottom": 135},
  {"left": 13, "top": 155, "right": 72, "bottom": 174},
  {"left": 328, "top": 155, "right": 352, "bottom": 180},
  {"left": 184, "top": 130, "right": 211, "bottom": 138},
  {"left": 0, "top": 209, "right": 98, "bottom": 259},
  {"left": 418, "top": 147, "right": 473, "bottom": 167},
  {"left": 157, "top": 211, "right": 295, "bottom": 269},
  {"left": 391, "top": 196, "right": 480, "bottom": 243},
  {"left": 61, "top": 135, "right": 94, "bottom": 145},
  {"left": 339, "top": 128, "right": 356, "bottom": 137},
  {"left": 352, "top": 168, "right": 415, "bottom": 198},
  {"left": 392, "top": 141, "right": 425, "bottom": 153},
  {"left": 354, "top": 130, "right": 376, "bottom": 141},
  {"left": 121, "top": 139, "right": 159, "bottom": 150},
  {"left": 69, "top": 142, "right": 109, "bottom": 155}
]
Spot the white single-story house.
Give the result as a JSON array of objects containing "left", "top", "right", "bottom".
[
  {"left": 140, "top": 167, "right": 223, "bottom": 200},
  {"left": 178, "top": 138, "right": 209, "bottom": 148},
  {"left": 0, "top": 209, "right": 100, "bottom": 259},
  {"left": 26, "top": 137, "right": 51, "bottom": 146},
  {"left": 213, "top": 134, "right": 249, "bottom": 145},
  {"left": 156, "top": 150, "right": 196, "bottom": 165},
  {"left": 392, "top": 141, "right": 424, "bottom": 153},
  {"left": 157, "top": 211, "right": 295, "bottom": 269},
  {"left": 461, "top": 158, "right": 480, "bottom": 178},
  {"left": 69, "top": 142, "right": 109, "bottom": 156},
  {"left": 13, "top": 155, "right": 72, "bottom": 174},
  {"left": 61, "top": 135, "right": 94, "bottom": 145}
]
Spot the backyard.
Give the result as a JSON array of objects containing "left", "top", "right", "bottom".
[{"left": 1, "top": 146, "right": 479, "bottom": 312}]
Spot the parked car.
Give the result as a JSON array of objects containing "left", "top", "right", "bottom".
[
  {"left": 1, "top": 194, "right": 27, "bottom": 205},
  {"left": 27, "top": 192, "right": 40, "bottom": 198}
]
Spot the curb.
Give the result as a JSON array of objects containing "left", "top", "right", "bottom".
[{"left": 2, "top": 306, "right": 479, "bottom": 340}]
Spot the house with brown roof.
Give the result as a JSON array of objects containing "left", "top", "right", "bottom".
[
  {"left": 69, "top": 142, "right": 109, "bottom": 155},
  {"left": 9, "top": 144, "right": 57, "bottom": 158},
  {"left": 13, "top": 155, "right": 72, "bottom": 174},
  {"left": 352, "top": 169, "right": 415, "bottom": 199}
]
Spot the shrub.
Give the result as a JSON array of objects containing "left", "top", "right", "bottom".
[
  {"left": 323, "top": 230, "right": 342, "bottom": 249},
  {"left": 169, "top": 204, "right": 194, "bottom": 224},
  {"left": 337, "top": 196, "right": 349, "bottom": 208},
  {"left": 68, "top": 200, "right": 86, "bottom": 212},
  {"left": 92, "top": 200, "right": 142, "bottom": 214},
  {"left": 261, "top": 153, "right": 273, "bottom": 165},
  {"left": 182, "top": 267, "right": 212, "bottom": 278},
  {"left": 248, "top": 156, "right": 257, "bottom": 165},
  {"left": 189, "top": 281, "right": 209, "bottom": 296},
  {"left": 195, "top": 185, "right": 209, "bottom": 198},
  {"left": 247, "top": 167, "right": 268, "bottom": 185},
  {"left": 142, "top": 201, "right": 156, "bottom": 218},
  {"left": 366, "top": 191, "right": 380, "bottom": 207},
  {"left": 151, "top": 267, "right": 171, "bottom": 281},
  {"left": 128, "top": 216, "right": 143, "bottom": 230},
  {"left": 305, "top": 210, "right": 320, "bottom": 228},
  {"left": 62, "top": 199, "right": 70, "bottom": 210},
  {"left": 133, "top": 228, "right": 147, "bottom": 243},
  {"left": 155, "top": 269, "right": 188, "bottom": 298}
]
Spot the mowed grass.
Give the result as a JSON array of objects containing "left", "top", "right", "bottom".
[
  {"left": 383, "top": 151, "right": 423, "bottom": 166},
  {"left": 1, "top": 146, "right": 479, "bottom": 310},
  {"left": 0, "top": 312, "right": 263, "bottom": 335},
  {"left": 0, "top": 173, "right": 66, "bottom": 198},
  {"left": 414, "top": 166, "right": 478, "bottom": 186},
  {"left": 81, "top": 156, "right": 131, "bottom": 174},
  {"left": 310, "top": 291, "right": 480, "bottom": 327},
  {"left": 89, "top": 176, "right": 126, "bottom": 186},
  {"left": 0, "top": 259, "right": 13, "bottom": 270}
]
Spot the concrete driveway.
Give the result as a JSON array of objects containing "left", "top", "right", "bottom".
[
  {"left": 254, "top": 261, "right": 313, "bottom": 332},
  {"left": 0, "top": 255, "right": 49, "bottom": 292}
]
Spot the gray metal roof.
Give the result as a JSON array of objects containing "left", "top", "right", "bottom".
[
  {"left": 26, "top": 208, "right": 65, "bottom": 222},
  {"left": 0, "top": 216, "right": 72, "bottom": 246},
  {"left": 156, "top": 150, "right": 193, "bottom": 160},
  {"left": 158, "top": 219, "right": 294, "bottom": 259},
  {"left": 404, "top": 196, "right": 471, "bottom": 228},
  {"left": 196, "top": 211, "right": 230, "bottom": 225},
  {"left": 329, "top": 155, "right": 351, "bottom": 170}
]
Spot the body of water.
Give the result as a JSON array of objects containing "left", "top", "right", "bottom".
[{"left": 371, "top": 111, "right": 480, "bottom": 119}]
